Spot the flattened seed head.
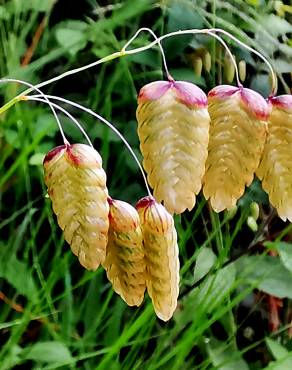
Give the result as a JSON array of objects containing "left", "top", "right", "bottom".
[
  {"left": 103, "top": 198, "right": 146, "bottom": 307},
  {"left": 136, "top": 81, "right": 210, "bottom": 214},
  {"left": 136, "top": 196, "right": 180, "bottom": 321},
  {"left": 203, "top": 85, "right": 269, "bottom": 212},
  {"left": 257, "top": 94, "right": 292, "bottom": 222},
  {"left": 44, "top": 143, "right": 109, "bottom": 271}
]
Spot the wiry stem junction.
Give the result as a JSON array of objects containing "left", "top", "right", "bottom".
[
  {"left": 26, "top": 93, "right": 152, "bottom": 197},
  {"left": 0, "top": 78, "right": 69, "bottom": 144},
  {"left": 1, "top": 26, "right": 275, "bottom": 116}
]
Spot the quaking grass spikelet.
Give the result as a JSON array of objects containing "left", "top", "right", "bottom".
[
  {"left": 203, "top": 85, "right": 269, "bottom": 212},
  {"left": 136, "top": 196, "right": 179, "bottom": 321},
  {"left": 43, "top": 143, "right": 109, "bottom": 270},
  {"left": 102, "top": 198, "right": 146, "bottom": 306},
  {"left": 257, "top": 95, "right": 292, "bottom": 221},
  {"left": 136, "top": 80, "right": 210, "bottom": 214}
]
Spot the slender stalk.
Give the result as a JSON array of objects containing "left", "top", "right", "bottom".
[
  {"left": 27, "top": 94, "right": 152, "bottom": 197},
  {"left": 0, "top": 78, "right": 68, "bottom": 144},
  {"left": 1, "top": 51, "right": 122, "bottom": 99},
  {"left": 0, "top": 28, "right": 243, "bottom": 110},
  {"left": 24, "top": 96, "right": 93, "bottom": 147},
  {"left": 0, "top": 27, "right": 277, "bottom": 113},
  {"left": 212, "top": 28, "right": 278, "bottom": 95},
  {"left": 208, "top": 32, "right": 241, "bottom": 87},
  {"left": 121, "top": 27, "right": 174, "bottom": 81},
  {"left": 122, "top": 28, "right": 240, "bottom": 85}
]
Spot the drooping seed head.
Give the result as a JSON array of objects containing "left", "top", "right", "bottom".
[
  {"left": 257, "top": 94, "right": 292, "bottom": 221},
  {"left": 44, "top": 143, "right": 109, "bottom": 270},
  {"left": 203, "top": 85, "right": 269, "bottom": 212},
  {"left": 136, "top": 196, "right": 180, "bottom": 321},
  {"left": 137, "top": 81, "right": 210, "bottom": 214},
  {"left": 103, "top": 198, "right": 146, "bottom": 307}
]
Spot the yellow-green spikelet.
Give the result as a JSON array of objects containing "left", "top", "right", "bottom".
[
  {"left": 102, "top": 199, "right": 146, "bottom": 306},
  {"left": 257, "top": 95, "right": 292, "bottom": 221},
  {"left": 203, "top": 85, "right": 269, "bottom": 212},
  {"left": 136, "top": 80, "right": 210, "bottom": 214},
  {"left": 136, "top": 196, "right": 179, "bottom": 321},
  {"left": 43, "top": 143, "right": 109, "bottom": 270}
]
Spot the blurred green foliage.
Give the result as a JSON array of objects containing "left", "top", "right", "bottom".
[{"left": 1, "top": 0, "right": 292, "bottom": 369}]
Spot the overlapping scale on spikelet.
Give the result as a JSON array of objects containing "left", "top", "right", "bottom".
[
  {"left": 44, "top": 144, "right": 109, "bottom": 270},
  {"left": 257, "top": 96, "right": 292, "bottom": 221},
  {"left": 203, "top": 85, "right": 269, "bottom": 212},
  {"left": 136, "top": 196, "right": 179, "bottom": 321},
  {"left": 136, "top": 80, "right": 210, "bottom": 214},
  {"left": 102, "top": 199, "right": 146, "bottom": 306}
]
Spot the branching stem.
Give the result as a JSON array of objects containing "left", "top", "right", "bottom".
[
  {"left": 24, "top": 96, "right": 93, "bottom": 147},
  {"left": 0, "top": 78, "right": 68, "bottom": 144},
  {"left": 211, "top": 28, "right": 277, "bottom": 96},
  {"left": 1, "top": 26, "right": 277, "bottom": 116},
  {"left": 27, "top": 94, "right": 152, "bottom": 197}
]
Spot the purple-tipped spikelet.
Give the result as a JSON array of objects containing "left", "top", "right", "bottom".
[
  {"left": 102, "top": 198, "right": 146, "bottom": 306},
  {"left": 257, "top": 95, "right": 292, "bottom": 221},
  {"left": 203, "top": 85, "right": 269, "bottom": 212},
  {"left": 136, "top": 80, "right": 210, "bottom": 214},
  {"left": 43, "top": 144, "right": 109, "bottom": 270},
  {"left": 136, "top": 196, "right": 179, "bottom": 321}
]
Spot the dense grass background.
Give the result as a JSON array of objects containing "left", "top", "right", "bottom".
[{"left": 1, "top": 0, "right": 292, "bottom": 368}]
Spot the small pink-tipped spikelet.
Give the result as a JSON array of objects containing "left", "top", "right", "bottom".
[
  {"left": 136, "top": 196, "right": 180, "bottom": 321},
  {"left": 257, "top": 95, "right": 292, "bottom": 221},
  {"left": 43, "top": 144, "right": 109, "bottom": 270},
  {"left": 136, "top": 80, "right": 210, "bottom": 214},
  {"left": 203, "top": 85, "right": 269, "bottom": 212},
  {"left": 102, "top": 199, "right": 146, "bottom": 306}
]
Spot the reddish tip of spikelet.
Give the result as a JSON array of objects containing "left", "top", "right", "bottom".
[
  {"left": 136, "top": 196, "right": 172, "bottom": 233},
  {"left": 208, "top": 85, "right": 270, "bottom": 121},
  {"left": 138, "top": 80, "right": 207, "bottom": 108},
  {"left": 108, "top": 198, "right": 139, "bottom": 233},
  {"left": 269, "top": 95, "right": 292, "bottom": 111}
]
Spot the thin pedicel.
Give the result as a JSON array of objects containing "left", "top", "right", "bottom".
[
  {"left": 25, "top": 94, "right": 152, "bottom": 198},
  {"left": 0, "top": 27, "right": 277, "bottom": 116},
  {"left": 0, "top": 78, "right": 68, "bottom": 144}
]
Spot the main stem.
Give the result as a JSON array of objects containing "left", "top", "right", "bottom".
[{"left": 1, "top": 26, "right": 275, "bottom": 116}]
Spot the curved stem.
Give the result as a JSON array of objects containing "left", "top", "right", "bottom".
[
  {"left": 207, "top": 31, "right": 241, "bottom": 87},
  {"left": 212, "top": 28, "right": 278, "bottom": 96},
  {"left": 0, "top": 52, "right": 122, "bottom": 100},
  {"left": 0, "top": 78, "right": 68, "bottom": 144},
  {"left": 25, "top": 96, "right": 93, "bottom": 147},
  {"left": 0, "top": 27, "right": 277, "bottom": 114},
  {"left": 27, "top": 94, "right": 152, "bottom": 197},
  {"left": 0, "top": 28, "right": 239, "bottom": 102},
  {"left": 122, "top": 27, "right": 174, "bottom": 81}
]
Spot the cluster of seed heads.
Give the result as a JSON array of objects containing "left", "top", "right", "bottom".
[
  {"left": 44, "top": 144, "right": 179, "bottom": 321},
  {"left": 0, "top": 27, "right": 289, "bottom": 321}
]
